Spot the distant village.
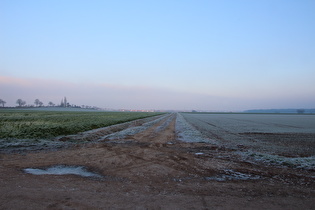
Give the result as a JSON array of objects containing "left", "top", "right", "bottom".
[
  {"left": 0, "top": 97, "right": 101, "bottom": 110},
  {"left": 0, "top": 97, "right": 165, "bottom": 112}
]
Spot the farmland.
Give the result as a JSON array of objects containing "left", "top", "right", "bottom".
[
  {"left": 180, "top": 113, "right": 315, "bottom": 156},
  {"left": 0, "top": 109, "right": 162, "bottom": 139},
  {"left": 0, "top": 112, "right": 315, "bottom": 209},
  {"left": 179, "top": 113, "right": 315, "bottom": 170}
]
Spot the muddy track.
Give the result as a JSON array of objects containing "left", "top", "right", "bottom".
[{"left": 0, "top": 113, "right": 315, "bottom": 209}]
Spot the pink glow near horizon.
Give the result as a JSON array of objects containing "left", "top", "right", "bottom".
[{"left": 1, "top": 76, "right": 314, "bottom": 111}]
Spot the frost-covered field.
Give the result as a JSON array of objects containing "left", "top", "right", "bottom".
[
  {"left": 177, "top": 113, "right": 315, "bottom": 170},
  {"left": 175, "top": 113, "right": 217, "bottom": 144}
]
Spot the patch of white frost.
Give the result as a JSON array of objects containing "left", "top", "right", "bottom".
[
  {"left": 175, "top": 113, "right": 217, "bottom": 144},
  {"left": 24, "top": 165, "right": 102, "bottom": 178},
  {"left": 242, "top": 152, "right": 315, "bottom": 170}
]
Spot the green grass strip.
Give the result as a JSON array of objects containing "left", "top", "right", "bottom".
[{"left": 0, "top": 110, "right": 163, "bottom": 139}]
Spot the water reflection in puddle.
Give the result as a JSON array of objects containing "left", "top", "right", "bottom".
[{"left": 23, "top": 165, "right": 103, "bottom": 178}]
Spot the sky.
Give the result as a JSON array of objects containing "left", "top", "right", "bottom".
[{"left": 1, "top": 0, "right": 315, "bottom": 111}]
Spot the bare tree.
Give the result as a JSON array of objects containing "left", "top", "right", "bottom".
[
  {"left": 16, "top": 99, "right": 26, "bottom": 107},
  {"left": 0, "top": 99, "right": 6, "bottom": 107},
  {"left": 34, "top": 99, "right": 41, "bottom": 107},
  {"left": 48, "top": 101, "right": 55, "bottom": 106},
  {"left": 64, "top": 97, "right": 67, "bottom": 107},
  {"left": 60, "top": 97, "right": 69, "bottom": 107}
]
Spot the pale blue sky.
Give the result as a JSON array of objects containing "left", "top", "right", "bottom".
[{"left": 1, "top": 0, "right": 315, "bottom": 110}]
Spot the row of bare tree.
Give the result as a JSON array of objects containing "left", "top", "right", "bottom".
[
  {"left": 0, "top": 97, "right": 71, "bottom": 108},
  {"left": 0, "top": 97, "right": 98, "bottom": 109},
  {"left": 15, "top": 98, "right": 54, "bottom": 107}
]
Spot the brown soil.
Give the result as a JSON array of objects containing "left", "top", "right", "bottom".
[{"left": 1, "top": 114, "right": 314, "bottom": 209}]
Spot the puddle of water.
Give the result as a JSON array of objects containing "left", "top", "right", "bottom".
[
  {"left": 23, "top": 165, "right": 103, "bottom": 178},
  {"left": 205, "top": 169, "right": 260, "bottom": 181}
]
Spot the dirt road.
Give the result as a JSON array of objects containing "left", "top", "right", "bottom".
[{"left": 1, "top": 113, "right": 314, "bottom": 209}]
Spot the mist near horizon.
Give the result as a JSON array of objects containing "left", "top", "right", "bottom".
[{"left": 1, "top": 76, "right": 314, "bottom": 111}]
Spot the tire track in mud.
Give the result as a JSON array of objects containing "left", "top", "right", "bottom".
[
  {"left": 132, "top": 113, "right": 176, "bottom": 143},
  {"left": 97, "top": 113, "right": 172, "bottom": 141},
  {"left": 98, "top": 113, "right": 194, "bottom": 176},
  {"left": 94, "top": 113, "right": 215, "bottom": 179}
]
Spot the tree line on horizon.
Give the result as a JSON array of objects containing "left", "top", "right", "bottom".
[{"left": 0, "top": 97, "right": 96, "bottom": 109}]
